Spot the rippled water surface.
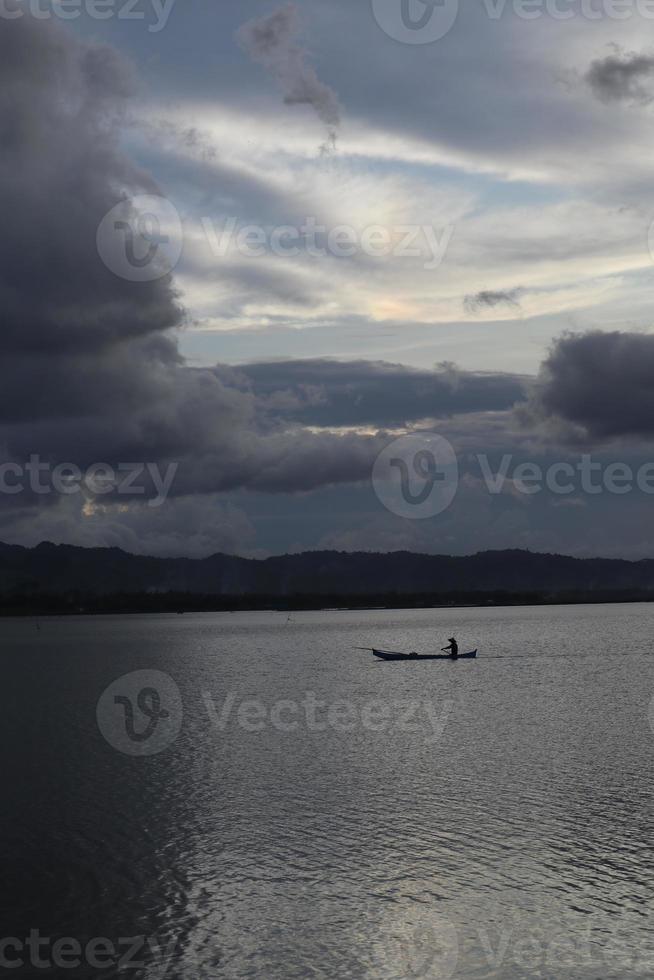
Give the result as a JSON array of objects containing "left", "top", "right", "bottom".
[{"left": 3, "top": 603, "right": 654, "bottom": 978}]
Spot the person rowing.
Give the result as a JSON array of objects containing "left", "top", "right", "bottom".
[{"left": 441, "top": 636, "right": 458, "bottom": 658}]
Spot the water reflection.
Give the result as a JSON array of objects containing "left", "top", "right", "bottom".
[{"left": 1, "top": 604, "right": 653, "bottom": 978}]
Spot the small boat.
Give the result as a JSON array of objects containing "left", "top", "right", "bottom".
[{"left": 372, "top": 648, "right": 477, "bottom": 662}]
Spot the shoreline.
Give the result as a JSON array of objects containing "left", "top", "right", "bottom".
[{"left": 4, "top": 589, "right": 654, "bottom": 617}]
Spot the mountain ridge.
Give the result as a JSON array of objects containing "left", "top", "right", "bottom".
[{"left": 3, "top": 541, "right": 654, "bottom": 598}]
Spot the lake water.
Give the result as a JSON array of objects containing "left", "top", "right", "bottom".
[{"left": 2, "top": 603, "right": 654, "bottom": 979}]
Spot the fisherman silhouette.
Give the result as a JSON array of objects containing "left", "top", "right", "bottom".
[{"left": 441, "top": 637, "right": 458, "bottom": 658}]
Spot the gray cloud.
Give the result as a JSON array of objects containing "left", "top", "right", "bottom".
[
  {"left": 526, "top": 331, "right": 654, "bottom": 439},
  {"left": 0, "top": 19, "right": 182, "bottom": 359},
  {"left": 464, "top": 289, "right": 524, "bottom": 315},
  {"left": 71, "top": 1, "right": 654, "bottom": 200},
  {"left": 0, "top": 16, "right": 532, "bottom": 508},
  {"left": 215, "top": 359, "right": 527, "bottom": 428},
  {"left": 0, "top": 492, "right": 258, "bottom": 559},
  {"left": 213, "top": 262, "right": 327, "bottom": 312},
  {"left": 6, "top": 13, "right": 654, "bottom": 560},
  {"left": 237, "top": 3, "right": 341, "bottom": 148},
  {"left": 586, "top": 49, "right": 654, "bottom": 105},
  {"left": 0, "top": 15, "right": 378, "bottom": 504}
]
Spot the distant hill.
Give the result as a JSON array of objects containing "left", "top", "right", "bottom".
[{"left": 3, "top": 542, "right": 654, "bottom": 603}]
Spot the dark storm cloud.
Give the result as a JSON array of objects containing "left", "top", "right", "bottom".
[
  {"left": 214, "top": 359, "right": 527, "bottom": 428},
  {"left": 585, "top": 50, "right": 654, "bottom": 105},
  {"left": 10, "top": 14, "right": 654, "bottom": 563},
  {"left": 0, "top": 13, "right": 401, "bottom": 510},
  {"left": 237, "top": 3, "right": 341, "bottom": 146},
  {"left": 0, "top": 16, "right": 534, "bottom": 510},
  {"left": 0, "top": 15, "right": 182, "bottom": 356},
  {"left": 528, "top": 331, "right": 654, "bottom": 439},
  {"left": 464, "top": 289, "right": 524, "bottom": 315}
]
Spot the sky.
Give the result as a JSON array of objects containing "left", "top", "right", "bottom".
[{"left": 3, "top": 0, "right": 654, "bottom": 559}]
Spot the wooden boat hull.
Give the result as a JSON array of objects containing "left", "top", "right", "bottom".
[{"left": 373, "top": 649, "right": 477, "bottom": 661}]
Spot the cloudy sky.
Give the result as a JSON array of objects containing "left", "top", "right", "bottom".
[{"left": 3, "top": 0, "right": 654, "bottom": 559}]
